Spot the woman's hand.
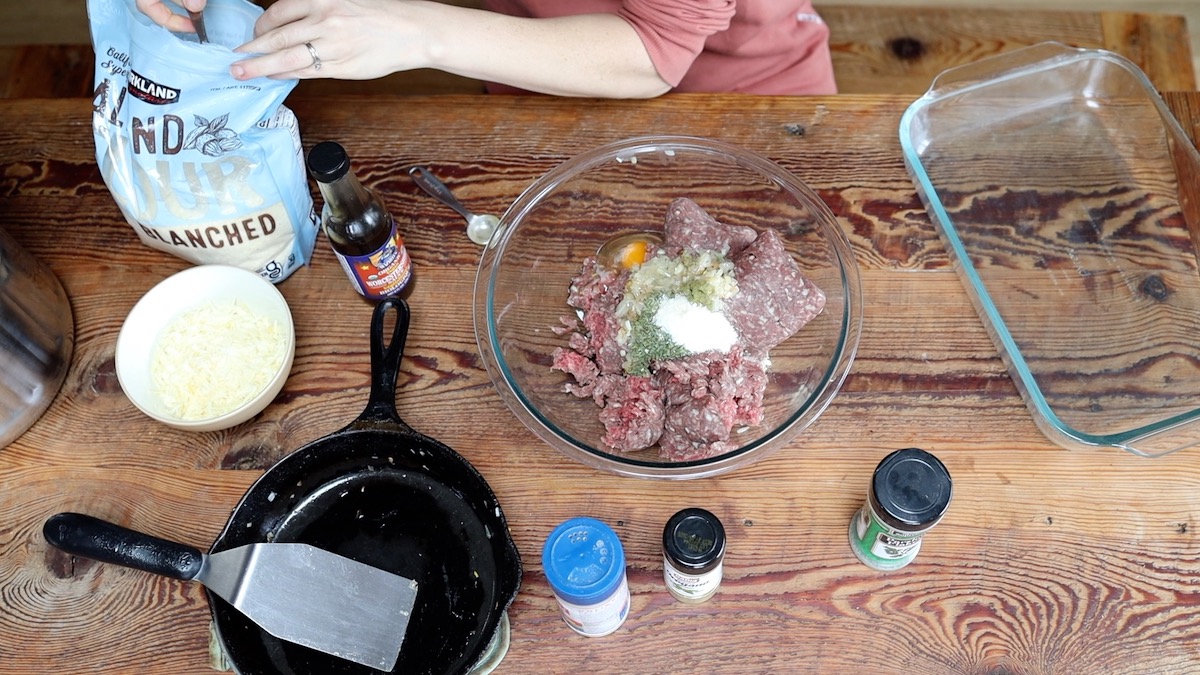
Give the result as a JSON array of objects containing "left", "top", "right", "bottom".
[
  {"left": 135, "top": 0, "right": 206, "bottom": 34},
  {"left": 232, "top": 0, "right": 416, "bottom": 81},
  {"left": 135, "top": 0, "right": 671, "bottom": 97}
]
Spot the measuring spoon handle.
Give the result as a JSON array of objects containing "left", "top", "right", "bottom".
[{"left": 408, "top": 166, "right": 474, "bottom": 220}]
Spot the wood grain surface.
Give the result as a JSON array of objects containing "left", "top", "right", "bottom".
[
  {"left": 823, "top": 7, "right": 1197, "bottom": 94},
  {"left": 0, "top": 6, "right": 1193, "bottom": 99},
  {"left": 2, "top": 93, "right": 1200, "bottom": 674}
]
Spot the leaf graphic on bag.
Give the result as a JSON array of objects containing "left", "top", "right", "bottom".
[
  {"left": 185, "top": 113, "right": 241, "bottom": 156},
  {"left": 183, "top": 129, "right": 204, "bottom": 151},
  {"left": 183, "top": 114, "right": 211, "bottom": 150}
]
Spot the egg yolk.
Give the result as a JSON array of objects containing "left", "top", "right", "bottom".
[{"left": 617, "top": 240, "right": 651, "bottom": 269}]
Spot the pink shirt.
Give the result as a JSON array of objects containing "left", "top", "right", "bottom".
[{"left": 483, "top": 0, "right": 837, "bottom": 95}]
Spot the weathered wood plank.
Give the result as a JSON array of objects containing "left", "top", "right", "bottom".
[
  {"left": 823, "top": 6, "right": 1196, "bottom": 94},
  {"left": 0, "top": 43, "right": 93, "bottom": 98},
  {"left": 1165, "top": 90, "right": 1200, "bottom": 147},
  {"left": 1102, "top": 11, "right": 1198, "bottom": 91}
]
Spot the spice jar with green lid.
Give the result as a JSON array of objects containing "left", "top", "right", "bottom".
[
  {"left": 848, "top": 448, "right": 952, "bottom": 571},
  {"left": 662, "top": 508, "right": 726, "bottom": 602}
]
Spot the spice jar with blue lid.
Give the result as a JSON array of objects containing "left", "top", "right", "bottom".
[
  {"left": 849, "top": 448, "right": 952, "bottom": 571},
  {"left": 542, "top": 517, "right": 630, "bottom": 637}
]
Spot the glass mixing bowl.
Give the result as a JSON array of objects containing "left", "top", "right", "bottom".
[{"left": 474, "top": 136, "right": 862, "bottom": 479}]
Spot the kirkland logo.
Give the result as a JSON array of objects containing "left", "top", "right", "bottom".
[{"left": 128, "top": 70, "right": 180, "bottom": 105}]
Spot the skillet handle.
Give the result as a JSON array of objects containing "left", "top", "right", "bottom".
[
  {"left": 43, "top": 513, "right": 204, "bottom": 581},
  {"left": 360, "top": 297, "right": 414, "bottom": 428}
]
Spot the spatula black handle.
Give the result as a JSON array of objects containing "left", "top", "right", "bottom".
[{"left": 43, "top": 512, "right": 204, "bottom": 581}]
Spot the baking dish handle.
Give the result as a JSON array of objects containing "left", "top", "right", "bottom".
[{"left": 924, "top": 41, "right": 1081, "bottom": 97}]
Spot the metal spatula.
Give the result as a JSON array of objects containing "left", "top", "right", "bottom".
[{"left": 43, "top": 512, "right": 418, "bottom": 672}]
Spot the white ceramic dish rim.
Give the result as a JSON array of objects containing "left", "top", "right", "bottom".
[{"left": 115, "top": 264, "right": 295, "bottom": 432}]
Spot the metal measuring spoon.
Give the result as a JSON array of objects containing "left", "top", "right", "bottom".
[
  {"left": 188, "top": 10, "right": 209, "bottom": 43},
  {"left": 408, "top": 167, "right": 499, "bottom": 245}
]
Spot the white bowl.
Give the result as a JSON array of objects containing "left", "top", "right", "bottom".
[{"left": 115, "top": 265, "right": 295, "bottom": 432}]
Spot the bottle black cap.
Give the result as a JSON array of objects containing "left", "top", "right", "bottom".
[
  {"left": 663, "top": 508, "right": 725, "bottom": 574},
  {"left": 307, "top": 141, "right": 350, "bottom": 183},
  {"left": 870, "top": 448, "right": 952, "bottom": 532}
]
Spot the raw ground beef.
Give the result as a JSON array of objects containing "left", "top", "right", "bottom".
[
  {"left": 597, "top": 375, "right": 666, "bottom": 452},
  {"left": 724, "top": 229, "right": 826, "bottom": 354},
  {"left": 561, "top": 257, "right": 629, "bottom": 375},
  {"left": 550, "top": 198, "right": 825, "bottom": 461},
  {"left": 654, "top": 348, "right": 767, "bottom": 461}
]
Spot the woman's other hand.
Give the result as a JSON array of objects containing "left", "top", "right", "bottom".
[{"left": 232, "top": 0, "right": 410, "bottom": 81}]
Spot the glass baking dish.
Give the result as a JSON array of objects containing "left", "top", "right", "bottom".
[{"left": 900, "top": 42, "right": 1200, "bottom": 456}]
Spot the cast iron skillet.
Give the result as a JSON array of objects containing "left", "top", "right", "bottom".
[{"left": 210, "top": 297, "right": 521, "bottom": 674}]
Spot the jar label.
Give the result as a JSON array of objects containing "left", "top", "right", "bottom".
[
  {"left": 870, "top": 531, "right": 921, "bottom": 559},
  {"left": 849, "top": 505, "right": 924, "bottom": 571},
  {"left": 663, "top": 557, "right": 722, "bottom": 601},
  {"left": 335, "top": 223, "right": 412, "bottom": 298},
  {"left": 553, "top": 575, "right": 630, "bottom": 637}
]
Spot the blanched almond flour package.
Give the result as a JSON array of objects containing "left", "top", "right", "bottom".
[{"left": 88, "top": 0, "right": 318, "bottom": 282}]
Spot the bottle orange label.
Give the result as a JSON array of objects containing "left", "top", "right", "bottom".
[{"left": 335, "top": 223, "right": 412, "bottom": 299}]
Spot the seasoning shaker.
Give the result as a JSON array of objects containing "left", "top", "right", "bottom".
[
  {"left": 0, "top": 227, "right": 73, "bottom": 449},
  {"left": 849, "top": 448, "right": 952, "bottom": 571},
  {"left": 662, "top": 508, "right": 725, "bottom": 603},
  {"left": 542, "top": 517, "right": 630, "bottom": 637}
]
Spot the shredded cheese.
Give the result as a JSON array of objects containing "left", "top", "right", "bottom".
[{"left": 150, "top": 300, "right": 287, "bottom": 420}]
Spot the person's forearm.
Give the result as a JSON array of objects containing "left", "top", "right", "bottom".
[
  {"left": 228, "top": 0, "right": 673, "bottom": 97},
  {"left": 410, "top": 2, "right": 671, "bottom": 98}
]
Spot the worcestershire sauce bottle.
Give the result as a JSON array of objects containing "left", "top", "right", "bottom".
[{"left": 307, "top": 141, "right": 412, "bottom": 299}]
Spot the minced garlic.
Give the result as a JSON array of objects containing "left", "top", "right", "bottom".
[
  {"left": 150, "top": 301, "right": 287, "bottom": 420},
  {"left": 614, "top": 249, "right": 738, "bottom": 347}
]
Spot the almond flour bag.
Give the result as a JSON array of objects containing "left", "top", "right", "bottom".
[{"left": 88, "top": 0, "right": 318, "bottom": 282}]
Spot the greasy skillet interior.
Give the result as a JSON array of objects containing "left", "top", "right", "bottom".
[{"left": 207, "top": 298, "right": 522, "bottom": 674}]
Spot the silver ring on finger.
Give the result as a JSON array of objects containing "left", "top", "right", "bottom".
[{"left": 304, "top": 42, "right": 322, "bottom": 71}]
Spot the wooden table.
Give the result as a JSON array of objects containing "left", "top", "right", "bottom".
[
  {"left": 823, "top": 6, "right": 1197, "bottom": 94},
  {"left": 3, "top": 92, "right": 1200, "bottom": 673}
]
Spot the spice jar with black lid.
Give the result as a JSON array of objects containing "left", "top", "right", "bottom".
[
  {"left": 662, "top": 508, "right": 726, "bottom": 603},
  {"left": 849, "top": 447, "right": 952, "bottom": 571}
]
